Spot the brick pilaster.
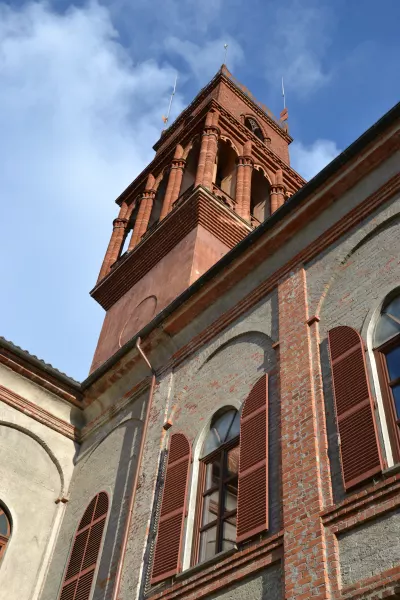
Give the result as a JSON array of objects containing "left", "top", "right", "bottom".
[
  {"left": 195, "top": 111, "right": 219, "bottom": 190},
  {"left": 271, "top": 169, "right": 286, "bottom": 213},
  {"left": 129, "top": 174, "right": 156, "bottom": 250},
  {"left": 97, "top": 202, "right": 129, "bottom": 282},
  {"left": 278, "top": 268, "right": 331, "bottom": 600}
]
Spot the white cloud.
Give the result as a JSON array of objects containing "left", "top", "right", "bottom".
[
  {"left": 165, "top": 36, "right": 244, "bottom": 84},
  {"left": 290, "top": 139, "right": 341, "bottom": 180},
  {"left": 265, "top": 0, "right": 332, "bottom": 97},
  {"left": 0, "top": 1, "right": 184, "bottom": 379}
]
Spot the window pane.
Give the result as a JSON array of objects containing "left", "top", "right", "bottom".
[
  {"left": 386, "top": 345, "right": 400, "bottom": 381},
  {"left": 385, "top": 296, "right": 400, "bottom": 321},
  {"left": 201, "top": 429, "right": 220, "bottom": 457},
  {"left": 205, "top": 458, "right": 221, "bottom": 491},
  {"left": 226, "top": 446, "right": 239, "bottom": 479},
  {"left": 199, "top": 526, "right": 217, "bottom": 563},
  {"left": 0, "top": 513, "right": 8, "bottom": 536},
  {"left": 392, "top": 385, "right": 400, "bottom": 419},
  {"left": 202, "top": 491, "right": 220, "bottom": 526},
  {"left": 375, "top": 313, "right": 400, "bottom": 347},
  {"left": 226, "top": 410, "right": 240, "bottom": 441},
  {"left": 224, "top": 478, "right": 238, "bottom": 513},
  {"left": 213, "top": 410, "right": 237, "bottom": 444},
  {"left": 222, "top": 519, "right": 236, "bottom": 551}
]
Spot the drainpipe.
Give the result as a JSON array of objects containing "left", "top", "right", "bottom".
[{"left": 111, "top": 337, "right": 156, "bottom": 600}]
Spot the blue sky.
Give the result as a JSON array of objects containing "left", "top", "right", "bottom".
[{"left": 0, "top": 0, "right": 399, "bottom": 381}]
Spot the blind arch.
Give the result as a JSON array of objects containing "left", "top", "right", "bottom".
[{"left": 59, "top": 492, "right": 109, "bottom": 600}]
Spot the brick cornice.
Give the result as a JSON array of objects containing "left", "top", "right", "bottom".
[
  {"left": 0, "top": 384, "right": 80, "bottom": 441},
  {"left": 148, "top": 531, "right": 283, "bottom": 600},
  {"left": 91, "top": 186, "right": 251, "bottom": 311},
  {"left": 0, "top": 347, "right": 82, "bottom": 406}
]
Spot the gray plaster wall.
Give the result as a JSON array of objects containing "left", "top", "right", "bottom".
[
  {"left": 40, "top": 391, "right": 147, "bottom": 600},
  {"left": 338, "top": 508, "right": 400, "bottom": 587},
  {"left": 0, "top": 367, "right": 78, "bottom": 600},
  {"left": 208, "top": 564, "right": 282, "bottom": 600}
]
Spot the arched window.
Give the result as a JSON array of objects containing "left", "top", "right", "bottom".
[
  {"left": 59, "top": 492, "right": 109, "bottom": 600},
  {"left": 214, "top": 140, "right": 237, "bottom": 199},
  {"left": 245, "top": 117, "right": 264, "bottom": 142},
  {"left": 250, "top": 168, "right": 270, "bottom": 224},
  {"left": 374, "top": 292, "right": 400, "bottom": 462},
  {"left": 192, "top": 408, "right": 240, "bottom": 565},
  {"left": 149, "top": 173, "right": 168, "bottom": 229},
  {"left": 0, "top": 505, "right": 11, "bottom": 562}
]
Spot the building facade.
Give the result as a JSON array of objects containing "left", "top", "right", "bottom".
[{"left": 1, "top": 66, "right": 400, "bottom": 600}]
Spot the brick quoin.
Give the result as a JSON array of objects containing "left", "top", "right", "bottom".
[{"left": 278, "top": 268, "right": 332, "bottom": 599}]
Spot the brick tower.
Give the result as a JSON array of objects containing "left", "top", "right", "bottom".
[{"left": 90, "top": 66, "right": 305, "bottom": 372}]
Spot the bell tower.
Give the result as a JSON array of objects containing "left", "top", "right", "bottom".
[{"left": 90, "top": 66, "right": 305, "bottom": 372}]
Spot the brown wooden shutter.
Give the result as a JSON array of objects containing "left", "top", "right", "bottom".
[
  {"left": 237, "top": 374, "right": 268, "bottom": 543},
  {"left": 151, "top": 433, "right": 191, "bottom": 584},
  {"left": 328, "top": 326, "right": 383, "bottom": 490},
  {"left": 59, "top": 492, "right": 109, "bottom": 600}
]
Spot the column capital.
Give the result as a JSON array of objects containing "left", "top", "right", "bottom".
[
  {"left": 112, "top": 217, "right": 128, "bottom": 229},
  {"left": 237, "top": 155, "right": 254, "bottom": 167}
]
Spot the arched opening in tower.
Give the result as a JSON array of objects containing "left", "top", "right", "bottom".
[
  {"left": 119, "top": 198, "right": 139, "bottom": 258},
  {"left": 149, "top": 172, "right": 168, "bottom": 228},
  {"left": 250, "top": 167, "right": 270, "bottom": 224},
  {"left": 180, "top": 138, "right": 201, "bottom": 197},
  {"left": 245, "top": 117, "right": 264, "bottom": 142},
  {"left": 214, "top": 139, "right": 237, "bottom": 199}
]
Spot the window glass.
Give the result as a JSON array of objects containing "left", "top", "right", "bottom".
[
  {"left": 386, "top": 346, "right": 400, "bottom": 381},
  {"left": 226, "top": 446, "right": 239, "bottom": 479},
  {"left": 199, "top": 527, "right": 217, "bottom": 563},
  {"left": 222, "top": 518, "right": 236, "bottom": 551},
  {"left": 0, "top": 513, "right": 8, "bottom": 537},
  {"left": 202, "top": 492, "right": 219, "bottom": 526},
  {"left": 224, "top": 479, "right": 238, "bottom": 513},
  {"left": 392, "top": 386, "right": 400, "bottom": 419},
  {"left": 205, "top": 459, "right": 221, "bottom": 491},
  {"left": 201, "top": 409, "right": 240, "bottom": 458},
  {"left": 374, "top": 294, "right": 400, "bottom": 347}
]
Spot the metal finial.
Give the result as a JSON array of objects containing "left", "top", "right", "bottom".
[
  {"left": 223, "top": 43, "right": 229, "bottom": 65},
  {"left": 162, "top": 74, "right": 178, "bottom": 128}
]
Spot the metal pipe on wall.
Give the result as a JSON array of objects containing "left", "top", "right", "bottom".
[{"left": 111, "top": 337, "right": 156, "bottom": 600}]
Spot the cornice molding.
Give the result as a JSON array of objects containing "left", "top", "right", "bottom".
[
  {"left": 0, "top": 384, "right": 80, "bottom": 441},
  {"left": 91, "top": 186, "right": 251, "bottom": 311},
  {"left": 148, "top": 531, "right": 283, "bottom": 600},
  {"left": 0, "top": 348, "right": 82, "bottom": 406}
]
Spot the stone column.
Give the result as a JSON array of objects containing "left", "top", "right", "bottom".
[
  {"left": 278, "top": 268, "right": 332, "bottom": 600},
  {"left": 194, "top": 111, "right": 219, "bottom": 189},
  {"left": 270, "top": 169, "right": 286, "bottom": 213},
  {"left": 97, "top": 202, "right": 129, "bottom": 282},
  {"left": 129, "top": 174, "right": 156, "bottom": 250},
  {"left": 170, "top": 157, "right": 186, "bottom": 206}
]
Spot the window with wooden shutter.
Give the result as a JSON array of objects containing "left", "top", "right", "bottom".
[
  {"left": 237, "top": 374, "right": 268, "bottom": 543},
  {"left": 59, "top": 492, "right": 109, "bottom": 600},
  {"left": 151, "top": 433, "right": 191, "bottom": 584},
  {"left": 328, "top": 326, "right": 383, "bottom": 490},
  {"left": 374, "top": 292, "right": 400, "bottom": 463},
  {"left": 0, "top": 504, "right": 11, "bottom": 562}
]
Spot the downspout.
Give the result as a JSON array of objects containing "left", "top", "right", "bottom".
[{"left": 112, "top": 337, "right": 156, "bottom": 600}]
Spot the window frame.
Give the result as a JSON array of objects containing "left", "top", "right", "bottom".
[
  {"left": 0, "top": 507, "right": 11, "bottom": 562},
  {"left": 191, "top": 435, "right": 239, "bottom": 566},
  {"left": 375, "top": 331, "right": 400, "bottom": 463}
]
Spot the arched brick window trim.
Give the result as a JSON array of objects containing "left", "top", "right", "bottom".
[
  {"left": 59, "top": 492, "right": 109, "bottom": 600},
  {"left": 328, "top": 326, "right": 383, "bottom": 489},
  {"left": 0, "top": 505, "right": 11, "bottom": 561},
  {"left": 151, "top": 433, "right": 191, "bottom": 584},
  {"left": 237, "top": 374, "right": 269, "bottom": 543}
]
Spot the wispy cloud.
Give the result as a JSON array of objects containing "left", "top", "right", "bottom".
[
  {"left": 290, "top": 139, "right": 341, "bottom": 180},
  {"left": 0, "top": 1, "right": 184, "bottom": 378},
  {"left": 165, "top": 36, "right": 244, "bottom": 84},
  {"left": 264, "top": 0, "right": 333, "bottom": 97}
]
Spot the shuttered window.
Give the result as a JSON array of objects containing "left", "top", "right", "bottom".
[
  {"left": 151, "top": 433, "right": 191, "bottom": 584},
  {"left": 237, "top": 374, "right": 268, "bottom": 542},
  {"left": 328, "top": 326, "right": 383, "bottom": 489},
  {"left": 0, "top": 505, "right": 11, "bottom": 562},
  {"left": 59, "top": 492, "right": 109, "bottom": 600}
]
